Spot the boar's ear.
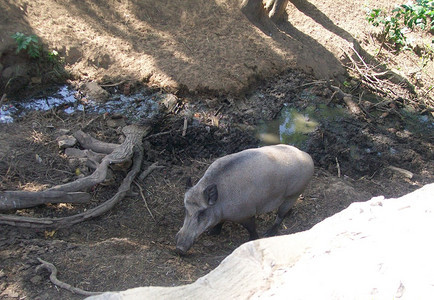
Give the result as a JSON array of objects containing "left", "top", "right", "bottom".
[
  {"left": 185, "top": 177, "right": 193, "bottom": 190},
  {"left": 203, "top": 184, "right": 218, "bottom": 206}
]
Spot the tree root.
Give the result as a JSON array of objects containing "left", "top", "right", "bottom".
[
  {"left": 0, "top": 124, "right": 158, "bottom": 228},
  {"left": 0, "top": 191, "right": 91, "bottom": 211},
  {"left": 73, "top": 130, "right": 119, "bottom": 154},
  {"left": 36, "top": 258, "right": 102, "bottom": 296}
]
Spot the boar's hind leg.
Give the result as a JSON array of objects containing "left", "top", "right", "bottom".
[
  {"left": 208, "top": 222, "right": 224, "bottom": 236},
  {"left": 264, "top": 195, "right": 299, "bottom": 237},
  {"left": 240, "top": 216, "right": 259, "bottom": 240}
]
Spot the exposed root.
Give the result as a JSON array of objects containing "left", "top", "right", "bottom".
[
  {"left": 73, "top": 129, "right": 119, "bottom": 154},
  {"left": 0, "top": 124, "right": 161, "bottom": 228},
  {"left": 36, "top": 258, "right": 102, "bottom": 296},
  {"left": 0, "top": 191, "right": 91, "bottom": 211}
]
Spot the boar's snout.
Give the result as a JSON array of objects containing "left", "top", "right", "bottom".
[
  {"left": 175, "top": 245, "right": 187, "bottom": 255},
  {"left": 174, "top": 229, "right": 194, "bottom": 255}
]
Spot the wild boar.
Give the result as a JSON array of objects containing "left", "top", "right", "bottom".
[{"left": 175, "top": 144, "right": 314, "bottom": 254}]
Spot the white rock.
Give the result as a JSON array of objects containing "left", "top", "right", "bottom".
[{"left": 87, "top": 183, "right": 434, "bottom": 300}]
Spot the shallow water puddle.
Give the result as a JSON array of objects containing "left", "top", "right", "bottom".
[
  {"left": 257, "top": 103, "right": 347, "bottom": 148},
  {"left": 0, "top": 85, "right": 160, "bottom": 123}
]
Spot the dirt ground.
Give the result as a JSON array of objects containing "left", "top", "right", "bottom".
[{"left": 0, "top": 0, "right": 433, "bottom": 299}]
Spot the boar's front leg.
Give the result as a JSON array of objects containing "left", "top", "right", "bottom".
[
  {"left": 240, "top": 216, "right": 259, "bottom": 240},
  {"left": 264, "top": 194, "right": 299, "bottom": 237}
]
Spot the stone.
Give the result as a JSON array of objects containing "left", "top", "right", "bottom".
[
  {"left": 57, "top": 135, "right": 77, "bottom": 149},
  {"left": 81, "top": 82, "right": 109, "bottom": 103},
  {"left": 160, "top": 93, "right": 179, "bottom": 113},
  {"left": 87, "top": 183, "right": 434, "bottom": 300}
]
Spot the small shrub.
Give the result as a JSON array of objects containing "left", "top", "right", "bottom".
[
  {"left": 11, "top": 32, "right": 42, "bottom": 58},
  {"left": 10, "top": 32, "right": 68, "bottom": 82},
  {"left": 367, "top": 0, "right": 434, "bottom": 48},
  {"left": 398, "top": 0, "right": 434, "bottom": 31}
]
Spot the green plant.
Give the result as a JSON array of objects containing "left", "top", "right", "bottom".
[
  {"left": 398, "top": 0, "right": 434, "bottom": 31},
  {"left": 367, "top": 1, "right": 434, "bottom": 49},
  {"left": 367, "top": 8, "right": 406, "bottom": 45},
  {"left": 47, "top": 49, "right": 60, "bottom": 63},
  {"left": 11, "top": 32, "right": 42, "bottom": 58},
  {"left": 343, "top": 80, "right": 352, "bottom": 88}
]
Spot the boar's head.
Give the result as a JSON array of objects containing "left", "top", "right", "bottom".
[{"left": 175, "top": 183, "right": 220, "bottom": 255}]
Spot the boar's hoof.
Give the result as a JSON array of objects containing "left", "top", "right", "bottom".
[{"left": 263, "top": 226, "right": 279, "bottom": 237}]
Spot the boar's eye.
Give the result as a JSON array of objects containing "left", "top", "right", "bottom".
[{"left": 197, "top": 209, "right": 207, "bottom": 222}]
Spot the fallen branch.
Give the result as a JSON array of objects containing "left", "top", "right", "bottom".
[
  {"left": 341, "top": 46, "right": 379, "bottom": 85},
  {"left": 36, "top": 258, "right": 101, "bottom": 296}
]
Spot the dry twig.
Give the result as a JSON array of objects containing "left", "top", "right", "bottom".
[
  {"left": 144, "top": 128, "right": 184, "bottom": 140},
  {"left": 99, "top": 80, "right": 125, "bottom": 87},
  {"left": 335, "top": 157, "right": 341, "bottom": 178},
  {"left": 340, "top": 44, "right": 393, "bottom": 95},
  {"left": 182, "top": 117, "right": 188, "bottom": 137},
  {"left": 0, "top": 93, "right": 6, "bottom": 106},
  {"left": 134, "top": 180, "right": 156, "bottom": 222}
]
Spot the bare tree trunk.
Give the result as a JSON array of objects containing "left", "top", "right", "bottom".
[
  {"left": 241, "top": 0, "right": 289, "bottom": 23},
  {"left": 240, "top": 0, "right": 266, "bottom": 23},
  {"left": 265, "top": 0, "right": 289, "bottom": 22}
]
